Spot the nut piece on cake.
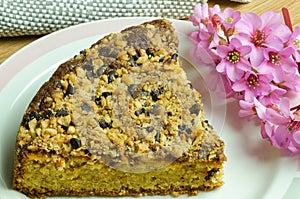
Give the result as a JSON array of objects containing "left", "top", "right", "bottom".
[{"left": 12, "top": 19, "right": 226, "bottom": 198}]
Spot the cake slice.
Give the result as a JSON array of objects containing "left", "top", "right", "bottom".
[{"left": 12, "top": 19, "right": 226, "bottom": 198}]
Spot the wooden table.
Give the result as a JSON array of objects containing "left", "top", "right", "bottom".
[{"left": 0, "top": 0, "right": 300, "bottom": 64}]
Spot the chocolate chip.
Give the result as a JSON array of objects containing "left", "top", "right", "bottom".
[
  {"left": 98, "top": 47, "right": 118, "bottom": 58},
  {"left": 205, "top": 168, "right": 219, "bottom": 181},
  {"left": 107, "top": 70, "right": 118, "bottom": 83},
  {"left": 146, "top": 48, "right": 155, "bottom": 58},
  {"left": 87, "top": 71, "right": 96, "bottom": 78},
  {"left": 150, "top": 87, "right": 164, "bottom": 102},
  {"left": 204, "top": 120, "right": 214, "bottom": 130},
  {"left": 80, "top": 50, "right": 87, "bottom": 56},
  {"left": 150, "top": 90, "right": 160, "bottom": 101},
  {"left": 178, "top": 124, "right": 187, "bottom": 131},
  {"left": 94, "top": 96, "right": 102, "bottom": 106},
  {"left": 109, "top": 50, "right": 118, "bottom": 58},
  {"left": 134, "top": 110, "right": 141, "bottom": 116},
  {"left": 189, "top": 104, "right": 200, "bottom": 115},
  {"left": 171, "top": 53, "right": 178, "bottom": 60},
  {"left": 159, "top": 56, "right": 165, "bottom": 62},
  {"left": 137, "top": 107, "right": 150, "bottom": 116},
  {"left": 81, "top": 102, "right": 91, "bottom": 112},
  {"left": 29, "top": 111, "right": 41, "bottom": 120},
  {"left": 98, "top": 47, "right": 111, "bottom": 57},
  {"left": 42, "top": 109, "right": 53, "bottom": 119},
  {"left": 139, "top": 91, "right": 148, "bottom": 97},
  {"left": 146, "top": 126, "right": 154, "bottom": 132},
  {"left": 102, "top": 92, "right": 112, "bottom": 98},
  {"left": 191, "top": 119, "right": 195, "bottom": 125},
  {"left": 96, "top": 66, "right": 106, "bottom": 76},
  {"left": 128, "top": 84, "right": 138, "bottom": 98},
  {"left": 128, "top": 57, "right": 136, "bottom": 67},
  {"left": 149, "top": 104, "right": 160, "bottom": 115},
  {"left": 70, "top": 138, "right": 81, "bottom": 149},
  {"left": 132, "top": 54, "right": 139, "bottom": 61},
  {"left": 155, "top": 131, "right": 160, "bottom": 142},
  {"left": 66, "top": 84, "right": 75, "bottom": 95},
  {"left": 134, "top": 109, "right": 146, "bottom": 117},
  {"left": 84, "top": 149, "right": 91, "bottom": 155},
  {"left": 22, "top": 111, "right": 41, "bottom": 128},
  {"left": 61, "top": 125, "right": 68, "bottom": 131},
  {"left": 82, "top": 64, "right": 96, "bottom": 78},
  {"left": 82, "top": 63, "right": 93, "bottom": 71},
  {"left": 56, "top": 108, "right": 69, "bottom": 117},
  {"left": 186, "top": 128, "right": 192, "bottom": 134},
  {"left": 98, "top": 119, "right": 112, "bottom": 129},
  {"left": 126, "top": 30, "right": 150, "bottom": 49}
]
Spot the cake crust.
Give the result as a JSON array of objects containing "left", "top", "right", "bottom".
[{"left": 13, "top": 19, "right": 226, "bottom": 198}]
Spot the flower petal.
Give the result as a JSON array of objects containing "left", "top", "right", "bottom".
[
  {"left": 226, "top": 63, "right": 243, "bottom": 81},
  {"left": 237, "top": 45, "right": 252, "bottom": 56},
  {"left": 253, "top": 98, "right": 266, "bottom": 120},
  {"left": 249, "top": 47, "right": 265, "bottom": 67},
  {"left": 236, "top": 12, "right": 262, "bottom": 33},
  {"left": 274, "top": 125, "right": 290, "bottom": 148},
  {"left": 216, "top": 60, "right": 226, "bottom": 73},
  {"left": 292, "top": 131, "right": 300, "bottom": 146},
  {"left": 279, "top": 98, "right": 291, "bottom": 117},
  {"left": 232, "top": 80, "right": 246, "bottom": 92},
  {"left": 216, "top": 45, "right": 232, "bottom": 58},
  {"left": 265, "top": 35, "right": 284, "bottom": 51},
  {"left": 244, "top": 89, "right": 255, "bottom": 102},
  {"left": 261, "top": 11, "right": 282, "bottom": 29},
  {"left": 266, "top": 108, "right": 289, "bottom": 125}
]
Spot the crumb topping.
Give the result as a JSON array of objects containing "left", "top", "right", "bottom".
[{"left": 15, "top": 19, "right": 225, "bottom": 173}]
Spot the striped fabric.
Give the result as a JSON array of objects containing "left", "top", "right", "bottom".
[
  {"left": 0, "top": 0, "right": 205, "bottom": 36},
  {"left": 0, "top": 0, "right": 250, "bottom": 37}
]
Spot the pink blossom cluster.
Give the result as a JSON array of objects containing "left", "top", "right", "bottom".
[{"left": 189, "top": 3, "right": 300, "bottom": 153}]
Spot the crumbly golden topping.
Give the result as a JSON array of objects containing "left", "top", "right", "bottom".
[{"left": 15, "top": 19, "right": 225, "bottom": 174}]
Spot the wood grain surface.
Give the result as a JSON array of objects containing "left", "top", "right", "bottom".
[{"left": 0, "top": 0, "right": 299, "bottom": 64}]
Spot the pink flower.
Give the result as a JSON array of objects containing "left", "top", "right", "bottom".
[
  {"left": 208, "top": 5, "right": 221, "bottom": 30},
  {"left": 260, "top": 98, "right": 300, "bottom": 152},
  {"left": 279, "top": 73, "right": 300, "bottom": 92},
  {"left": 190, "top": 44, "right": 219, "bottom": 68},
  {"left": 239, "top": 98, "right": 267, "bottom": 120},
  {"left": 235, "top": 11, "right": 292, "bottom": 66},
  {"left": 205, "top": 68, "right": 234, "bottom": 98},
  {"left": 287, "top": 26, "right": 300, "bottom": 62},
  {"left": 189, "top": 4, "right": 300, "bottom": 154},
  {"left": 290, "top": 130, "right": 300, "bottom": 153},
  {"left": 265, "top": 98, "right": 290, "bottom": 125},
  {"left": 216, "top": 38, "right": 252, "bottom": 81},
  {"left": 208, "top": 4, "right": 221, "bottom": 16},
  {"left": 258, "top": 47, "right": 297, "bottom": 83},
  {"left": 218, "top": 7, "right": 241, "bottom": 29},
  {"left": 239, "top": 100, "right": 256, "bottom": 120},
  {"left": 189, "top": 23, "right": 220, "bottom": 49},
  {"left": 257, "top": 85, "right": 286, "bottom": 105},
  {"left": 189, "top": 3, "right": 209, "bottom": 26},
  {"left": 232, "top": 71, "right": 272, "bottom": 102}
]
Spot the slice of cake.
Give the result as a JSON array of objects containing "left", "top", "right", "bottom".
[{"left": 12, "top": 19, "right": 226, "bottom": 198}]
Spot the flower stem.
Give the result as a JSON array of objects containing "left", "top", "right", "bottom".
[
  {"left": 291, "top": 104, "right": 300, "bottom": 111},
  {"left": 282, "top": 8, "right": 293, "bottom": 31}
]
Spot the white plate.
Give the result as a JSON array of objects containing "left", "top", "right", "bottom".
[{"left": 0, "top": 17, "right": 300, "bottom": 199}]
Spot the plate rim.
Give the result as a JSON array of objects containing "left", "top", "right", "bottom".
[{"left": 0, "top": 17, "right": 299, "bottom": 199}]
